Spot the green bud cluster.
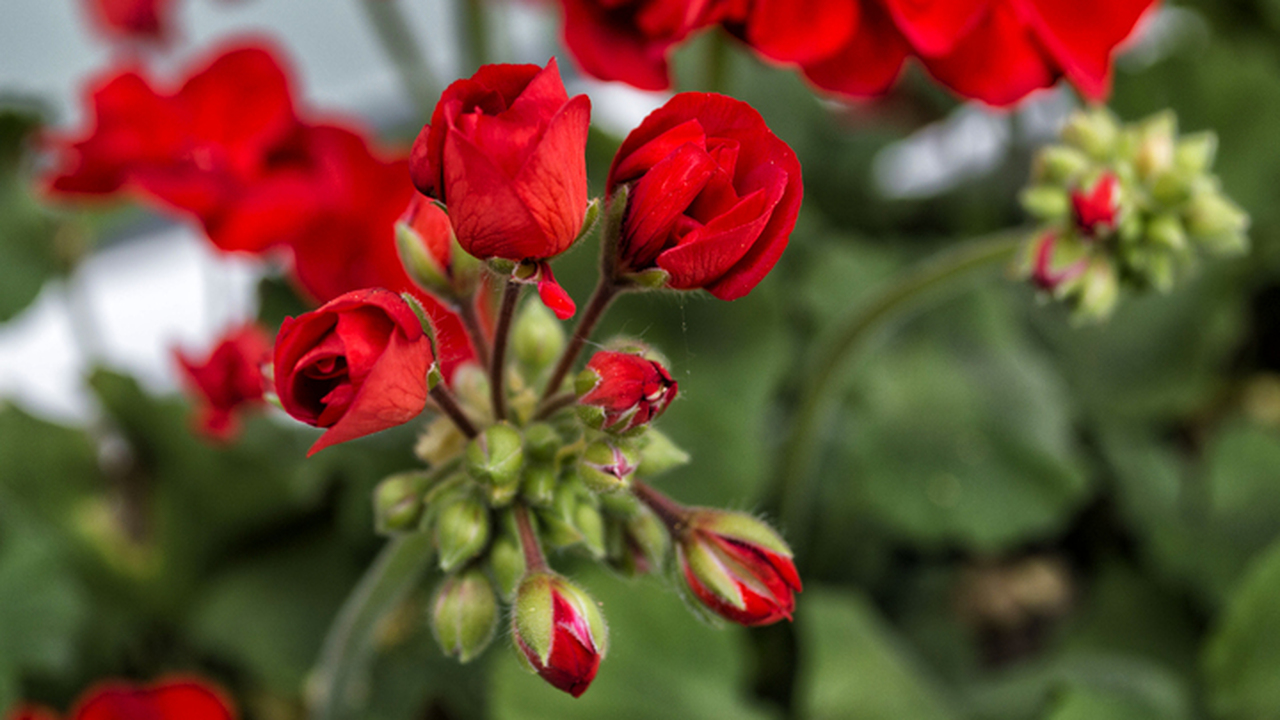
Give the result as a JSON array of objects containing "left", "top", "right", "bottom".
[
  {"left": 370, "top": 313, "right": 693, "bottom": 671},
  {"left": 1019, "top": 108, "right": 1249, "bottom": 322}
]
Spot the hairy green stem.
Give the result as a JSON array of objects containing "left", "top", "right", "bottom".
[
  {"left": 538, "top": 279, "right": 619, "bottom": 407},
  {"left": 307, "top": 533, "right": 435, "bottom": 720},
  {"left": 490, "top": 280, "right": 521, "bottom": 422},
  {"left": 764, "top": 232, "right": 1025, "bottom": 550},
  {"left": 360, "top": 0, "right": 438, "bottom": 118}
]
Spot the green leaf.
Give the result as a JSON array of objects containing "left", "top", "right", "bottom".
[
  {"left": 0, "top": 515, "right": 89, "bottom": 681},
  {"left": 0, "top": 105, "right": 65, "bottom": 322},
  {"left": 841, "top": 290, "right": 1090, "bottom": 551},
  {"left": 1044, "top": 685, "right": 1171, "bottom": 720},
  {"left": 797, "top": 588, "right": 957, "bottom": 720},
  {"left": 491, "top": 568, "right": 777, "bottom": 720},
  {"left": 1204, "top": 536, "right": 1280, "bottom": 720}
]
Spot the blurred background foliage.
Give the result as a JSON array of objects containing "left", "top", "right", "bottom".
[{"left": 5, "top": 1, "right": 1280, "bottom": 719}]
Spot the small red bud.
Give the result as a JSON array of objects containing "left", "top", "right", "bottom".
[
  {"left": 576, "top": 351, "right": 677, "bottom": 434},
  {"left": 511, "top": 573, "right": 608, "bottom": 697},
  {"left": 1071, "top": 173, "right": 1120, "bottom": 237},
  {"left": 1030, "top": 233, "right": 1087, "bottom": 292},
  {"left": 678, "top": 510, "right": 801, "bottom": 627}
]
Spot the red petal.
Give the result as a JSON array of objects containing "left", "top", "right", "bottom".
[
  {"left": 537, "top": 264, "right": 577, "bottom": 320},
  {"left": 919, "top": 2, "right": 1057, "bottom": 107},
  {"left": 1014, "top": 0, "right": 1158, "bottom": 101},
  {"left": 735, "top": 0, "right": 860, "bottom": 65},
  {"left": 882, "top": 0, "right": 991, "bottom": 56},
  {"left": 801, "top": 1, "right": 911, "bottom": 97},
  {"left": 619, "top": 141, "right": 718, "bottom": 269}
]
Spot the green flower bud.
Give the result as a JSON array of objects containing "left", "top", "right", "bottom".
[
  {"left": 637, "top": 429, "right": 690, "bottom": 477},
  {"left": 511, "top": 572, "right": 608, "bottom": 697},
  {"left": 489, "top": 530, "right": 526, "bottom": 601},
  {"left": 415, "top": 414, "right": 468, "bottom": 466},
  {"left": 575, "top": 499, "right": 607, "bottom": 559},
  {"left": 523, "top": 423, "right": 563, "bottom": 464},
  {"left": 1019, "top": 186, "right": 1070, "bottom": 221},
  {"left": 521, "top": 463, "right": 559, "bottom": 508},
  {"left": 607, "top": 504, "right": 669, "bottom": 577},
  {"left": 1074, "top": 259, "right": 1120, "bottom": 324},
  {"left": 451, "top": 363, "right": 493, "bottom": 423},
  {"left": 373, "top": 472, "right": 428, "bottom": 535},
  {"left": 578, "top": 440, "right": 639, "bottom": 493},
  {"left": 1146, "top": 214, "right": 1188, "bottom": 253},
  {"left": 436, "top": 494, "right": 491, "bottom": 572},
  {"left": 1062, "top": 108, "right": 1120, "bottom": 160},
  {"left": 1185, "top": 189, "right": 1250, "bottom": 252},
  {"left": 431, "top": 569, "right": 498, "bottom": 663},
  {"left": 513, "top": 299, "right": 566, "bottom": 379},
  {"left": 1175, "top": 131, "right": 1218, "bottom": 175},
  {"left": 466, "top": 423, "right": 525, "bottom": 506},
  {"left": 1033, "top": 145, "right": 1091, "bottom": 184},
  {"left": 1131, "top": 111, "right": 1177, "bottom": 182}
]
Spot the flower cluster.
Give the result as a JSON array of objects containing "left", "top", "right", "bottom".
[
  {"left": 265, "top": 60, "right": 803, "bottom": 697},
  {"left": 557, "top": 0, "right": 1160, "bottom": 106},
  {"left": 1019, "top": 108, "right": 1250, "bottom": 321}
]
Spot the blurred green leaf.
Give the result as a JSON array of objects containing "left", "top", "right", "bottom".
[
  {"left": 0, "top": 106, "right": 65, "bottom": 322},
  {"left": 1043, "top": 685, "right": 1170, "bottom": 720},
  {"left": 491, "top": 568, "right": 777, "bottom": 720},
  {"left": 840, "top": 290, "right": 1089, "bottom": 551},
  {"left": 797, "top": 588, "right": 957, "bottom": 720},
  {"left": 1204, "top": 535, "right": 1280, "bottom": 720}
]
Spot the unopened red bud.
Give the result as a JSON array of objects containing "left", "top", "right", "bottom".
[
  {"left": 1071, "top": 173, "right": 1120, "bottom": 237},
  {"left": 431, "top": 568, "right": 499, "bottom": 663},
  {"left": 512, "top": 573, "right": 608, "bottom": 698},
  {"left": 576, "top": 351, "right": 677, "bottom": 434},
  {"left": 678, "top": 510, "right": 802, "bottom": 627}
]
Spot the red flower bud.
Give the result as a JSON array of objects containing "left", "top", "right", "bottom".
[
  {"left": 1071, "top": 173, "right": 1120, "bottom": 237},
  {"left": 512, "top": 573, "right": 608, "bottom": 697},
  {"left": 607, "top": 93, "right": 802, "bottom": 300},
  {"left": 174, "top": 324, "right": 271, "bottom": 442},
  {"left": 274, "top": 288, "right": 435, "bottom": 456},
  {"left": 678, "top": 510, "right": 802, "bottom": 626},
  {"left": 410, "top": 60, "right": 590, "bottom": 263},
  {"left": 576, "top": 351, "right": 677, "bottom": 433},
  {"left": 1029, "top": 232, "right": 1087, "bottom": 291}
]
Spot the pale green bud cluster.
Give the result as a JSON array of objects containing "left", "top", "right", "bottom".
[{"left": 1020, "top": 108, "right": 1249, "bottom": 322}]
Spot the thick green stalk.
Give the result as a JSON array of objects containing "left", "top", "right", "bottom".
[{"left": 764, "top": 232, "right": 1025, "bottom": 551}]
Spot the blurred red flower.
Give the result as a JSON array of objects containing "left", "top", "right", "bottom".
[
  {"left": 606, "top": 92, "right": 802, "bottom": 300},
  {"left": 558, "top": 0, "right": 717, "bottom": 91},
  {"left": 175, "top": 323, "right": 271, "bottom": 442},
  {"left": 84, "top": 0, "right": 175, "bottom": 43},
  {"left": 274, "top": 288, "right": 436, "bottom": 455},
  {"left": 6, "top": 677, "right": 235, "bottom": 720}
]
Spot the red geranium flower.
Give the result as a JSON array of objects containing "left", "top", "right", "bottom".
[
  {"left": 607, "top": 92, "right": 802, "bottom": 300},
  {"left": 6, "top": 677, "right": 235, "bottom": 720},
  {"left": 558, "top": 0, "right": 719, "bottom": 91},
  {"left": 84, "top": 0, "right": 175, "bottom": 43},
  {"left": 175, "top": 324, "right": 271, "bottom": 442}
]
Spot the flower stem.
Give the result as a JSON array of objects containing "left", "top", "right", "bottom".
[
  {"left": 763, "top": 232, "right": 1024, "bottom": 552},
  {"left": 460, "top": 0, "right": 490, "bottom": 74},
  {"left": 456, "top": 296, "right": 491, "bottom": 369},
  {"left": 489, "top": 279, "right": 521, "bottom": 422},
  {"left": 538, "top": 278, "right": 619, "bottom": 406},
  {"left": 534, "top": 391, "right": 577, "bottom": 421},
  {"left": 359, "top": 0, "right": 438, "bottom": 118},
  {"left": 307, "top": 532, "right": 435, "bottom": 720},
  {"left": 513, "top": 504, "right": 549, "bottom": 574},
  {"left": 632, "top": 480, "right": 691, "bottom": 537},
  {"left": 428, "top": 384, "right": 479, "bottom": 438}
]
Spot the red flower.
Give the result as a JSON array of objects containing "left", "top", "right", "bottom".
[
  {"left": 45, "top": 45, "right": 299, "bottom": 229},
  {"left": 512, "top": 573, "right": 608, "bottom": 697},
  {"left": 678, "top": 509, "right": 802, "bottom": 626},
  {"left": 274, "top": 289, "right": 436, "bottom": 455},
  {"left": 720, "top": 0, "right": 860, "bottom": 66},
  {"left": 1071, "top": 172, "right": 1120, "bottom": 236},
  {"left": 558, "top": 0, "right": 718, "bottom": 91},
  {"left": 576, "top": 350, "right": 677, "bottom": 433},
  {"left": 175, "top": 324, "right": 271, "bottom": 442},
  {"left": 606, "top": 93, "right": 802, "bottom": 300},
  {"left": 6, "top": 677, "right": 235, "bottom": 720},
  {"left": 409, "top": 60, "right": 591, "bottom": 264},
  {"left": 802, "top": 0, "right": 1159, "bottom": 106},
  {"left": 84, "top": 0, "right": 174, "bottom": 43}
]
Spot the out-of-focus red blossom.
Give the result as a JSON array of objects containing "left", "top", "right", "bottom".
[
  {"left": 84, "top": 0, "right": 174, "bottom": 43},
  {"left": 1029, "top": 232, "right": 1086, "bottom": 291},
  {"left": 175, "top": 324, "right": 270, "bottom": 442},
  {"left": 1071, "top": 172, "right": 1120, "bottom": 236},
  {"left": 720, "top": 0, "right": 860, "bottom": 66},
  {"left": 678, "top": 509, "right": 802, "bottom": 626},
  {"left": 577, "top": 350, "right": 677, "bottom": 433},
  {"left": 558, "top": 0, "right": 716, "bottom": 91},
  {"left": 802, "top": 0, "right": 1160, "bottom": 106},
  {"left": 44, "top": 44, "right": 477, "bottom": 379},
  {"left": 6, "top": 678, "right": 236, "bottom": 720},
  {"left": 274, "top": 289, "right": 435, "bottom": 455},
  {"left": 606, "top": 92, "right": 802, "bottom": 300},
  {"left": 409, "top": 60, "right": 590, "bottom": 264}
]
